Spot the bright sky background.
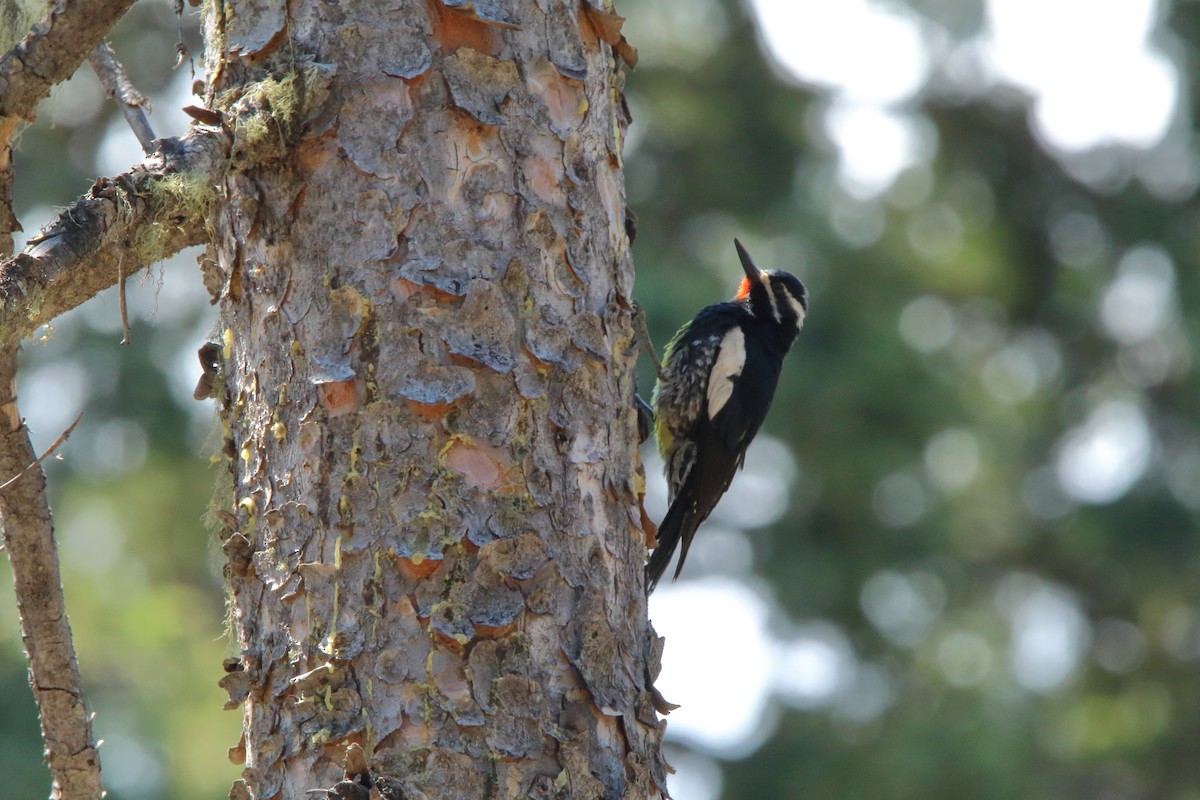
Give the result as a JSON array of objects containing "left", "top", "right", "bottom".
[{"left": 750, "top": 0, "right": 1179, "bottom": 195}]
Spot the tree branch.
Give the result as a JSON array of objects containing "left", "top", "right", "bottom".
[
  {"left": 0, "top": 0, "right": 138, "bottom": 135},
  {"left": 0, "top": 9, "right": 142, "bottom": 796},
  {"left": 0, "top": 0, "right": 137, "bottom": 263},
  {"left": 0, "top": 125, "right": 229, "bottom": 347},
  {"left": 0, "top": 349, "right": 102, "bottom": 800}
]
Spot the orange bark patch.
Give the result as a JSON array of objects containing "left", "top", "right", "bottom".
[
  {"left": 442, "top": 438, "right": 502, "bottom": 490},
  {"left": 447, "top": 352, "right": 485, "bottom": 371},
  {"left": 639, "top": 501, "right": 658, "bottom": 548},
  {"left": 405, "top": 399, "right": 455, "bottom": 421},
  {"left": 428, "top": 0, "right": 499, "bottom": 55},
  {"left": 391, "top": 277, "right": 419, "bottom": 301},
  {"left": 295, "top": 131, "right": 337, "bottom": 172},
  {"left": 474, "top": 620, "right": 519, "bottom": 639},
  {"left": 431, "top": 629, "right": 468, "bottom": 652},
  {"left": 425, "top": 283, "right": 469, "bottom": 302},
  {"left": 526, "top": 60, "right": 587, "bottom": 136},
  {"left": 525, "top": 155, "right": 566, "bottom": 206},
  {"left": 288, "top": 184, "right": 309, "bottom": 220},
  {"left": 392, "top": 553, "right": 443, "bottom": 580},
  {"left": 316, "top": 378, "right": 361, "bottom": 416}
]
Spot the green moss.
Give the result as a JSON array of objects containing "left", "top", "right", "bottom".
[
  {"left": 109, "top": 170, "right": 219, "bottom": 271},
  {"left": 223, "top": 74, "right": 299, "bottom": 158},
  {"left": 222, "top": 65, "right": 331, "bottom": 162},
  {"left": 0, "top": 282, "right": 45, "bottom": 334}
]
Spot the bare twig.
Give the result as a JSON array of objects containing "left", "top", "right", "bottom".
[
  {"left": 0, "top": 410, "right": 82, "bottom": 491},
  {"left": 0, "top": 126, "right": 229, "bottom": 347},
  {"left": 117, "top": 257, "right": 130, "bottom": 344},
  {"left": 0, "top": 350, "right": 103, "bottom": 800},
  {"left": 632, "top": 301, "right": 664, "bottom": 379},
  {"left": 87, "top": 43, "right": 156, "bottom": 152}
]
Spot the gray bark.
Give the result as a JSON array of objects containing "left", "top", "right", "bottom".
[{"left": 206, "top": 1, "right": 666, "bottom": 797}]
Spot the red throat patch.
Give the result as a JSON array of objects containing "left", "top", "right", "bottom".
[{"left": 735, "top": 277, "right": 753, "bottom": 301}]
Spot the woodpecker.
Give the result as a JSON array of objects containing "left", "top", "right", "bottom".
[{"left": 647, "top": 239, "right": 808, "bottom": 592}]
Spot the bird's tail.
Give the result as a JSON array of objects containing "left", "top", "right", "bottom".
[{"left": 645, "top": 496, "right": 700, "bottom": 594}]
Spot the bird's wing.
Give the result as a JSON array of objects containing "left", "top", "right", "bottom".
[{"left": 708, "top": 329, "right": 782, "bottom": 455}]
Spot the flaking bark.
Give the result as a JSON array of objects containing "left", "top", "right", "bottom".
[{"left": 207, "top": 0, "right": 666, "bottom": 797}]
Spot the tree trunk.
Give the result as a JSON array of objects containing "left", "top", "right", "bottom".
[{"left": 204, "top": 1, "right": 665, "bottom": 797}]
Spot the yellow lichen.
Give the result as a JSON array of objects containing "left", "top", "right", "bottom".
[{"left": 347, "top": 430, "right": 362, "bottom": 478}]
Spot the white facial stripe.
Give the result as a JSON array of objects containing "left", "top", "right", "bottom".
[
  {"left": 707, "top": 327, "right": 746, "bottom": 420},
  {"left": 761, "top": 276, "right": 781, "bottom": 323},
  {"left": 789, "top": 296, "right": 807, "bottom": 328}
]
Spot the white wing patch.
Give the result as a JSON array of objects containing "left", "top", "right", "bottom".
[{"left": 706, "top": 327, "right": 746, "bottom": 420}]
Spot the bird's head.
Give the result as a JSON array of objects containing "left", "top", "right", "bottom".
[{"left": 733, "top": 239, "right": 808, "bottom": 331}]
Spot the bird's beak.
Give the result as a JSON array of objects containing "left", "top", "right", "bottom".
[{"left": 734, "top": 239, "right": 763, "bottom": 282}]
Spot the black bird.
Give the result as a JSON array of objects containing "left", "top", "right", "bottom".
[{"left": 647, "top": 240, "right": 808, "bottom": 591}]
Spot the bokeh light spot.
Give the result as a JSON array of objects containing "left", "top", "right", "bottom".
[
  {"left": 871, "top": 472, "right": 929, "bottom": 528},
  {"left": 1056, "top": 401, "right": 1152, "bottom": 503},
  {"left": 1100, "top": 244, "right": 1176, "bottom": 344},
  {"left": 936, "top": 631, "right": 993, "bottom": 687},
  {"left": 924, "top": 429, "right": 981, "bottom": 492},
  {"left": 899, "top": 295, "right": 956, "bottom": 353},
  {"left": 997, "top": 574, "right": 1091, "bottom": 693},
  {"left": 861, "top": 569, "right": 945, "bottom": 647}
]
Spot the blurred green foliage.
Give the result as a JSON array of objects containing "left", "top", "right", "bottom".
[
  {"left": 626, "top": 0, "right": 1200, "bottom": 798},
  {"left": 5, "top": 0, "right": 1200, "bottom": 798}
]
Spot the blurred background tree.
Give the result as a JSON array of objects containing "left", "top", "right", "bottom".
[{"left": 4, "top": 0, "right": 1200, "bottom": 798}]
